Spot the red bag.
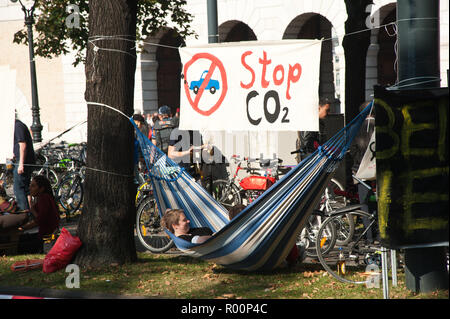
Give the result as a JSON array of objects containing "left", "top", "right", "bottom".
[
  {"left": 43, "top": 227, "right": 82, "bottom": 273},
  {"left": 239, "top": 176, "right": 275, "bottom": 190}
]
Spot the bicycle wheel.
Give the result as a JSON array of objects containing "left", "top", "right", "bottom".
[
  {"left": 297, "top": 211, "right": 335, "bottom": 257},
  {"left": 208, "top": 179, "right": 242, "bottom": 210},
  {"left": 321, "top": 178, "right": 354, "bottom": 246},
  {"left": 321, "top": 179, "right": 347, "bottom": 211},
  {"left": 34, "top": 168, "right": 59, "bottom": 189},
  {"left": 56, "top": 172, "right": 83, "bottom": 216},
  {"left": 135, "top": 180, "right": 152, "bottom": 207},
  {"left": 316, "top": 210, "right": 382, "bottom": 285},
  {"left": 136, "top": 196, "right": 174, "bottom": 253}
]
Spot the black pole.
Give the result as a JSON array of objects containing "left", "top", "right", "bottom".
[
  {"left": 397, "top": 0, "right": 440, "bottom": 88},
  {"left": 207, "top": 0, "right": 218, "bottom": 44},
  {"left": 22, "top": 2, "right": 42, "bottom": 142},
  {"left": 397, "top": 0, "right": 448, "bottom": 293},
  {"left": 206, "top": 0, "right": 218, "bottom": 195}
]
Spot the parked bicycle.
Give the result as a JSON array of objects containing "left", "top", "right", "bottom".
[
  {"left": 54, "top": 144, "right": 87, "bottom": 220},
  {"left": 207, "top": 155, "right": 284, "bottom": 209},
  {"left": 315, "top": 177, "right": 382, "bottom": 284},
  {"left": 32, "top": 153, "right": 60, "bottom": 188},
  {"left": 296, "top": 177, "right": 354, "bottom": 258}
]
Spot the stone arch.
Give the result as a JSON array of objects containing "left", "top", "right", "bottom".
[
  {"left": 140, "top": 27, "right": 185, "bottom": 115},
  {"left": 282, "top": 13, "right": 336, "bottom": 112},
  {"left": 365, "top": 2, "right": 397, "bottom": 99},
  {"left": 218, "top": 20, "right": 257, "bottom": 42}
]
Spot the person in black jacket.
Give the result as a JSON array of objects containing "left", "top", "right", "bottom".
[{"left": 296, "top": 97, "right": 331, "bottom": 162}]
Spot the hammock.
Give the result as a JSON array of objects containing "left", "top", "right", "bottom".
[{"left": 132, "top": 102, "right": 373, "bottom": 271}]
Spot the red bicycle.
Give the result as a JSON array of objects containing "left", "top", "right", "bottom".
[{"left": 209, "top": 155, "right": 285, "bottom": 209}]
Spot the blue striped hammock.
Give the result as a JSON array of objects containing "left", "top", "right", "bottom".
[{"left": 132, "top": 102, "right": 373, "bottom": 271}]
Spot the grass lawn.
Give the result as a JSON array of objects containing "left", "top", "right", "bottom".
[{"left": 0, "top": 251, "right": 448, "bottom": 299}]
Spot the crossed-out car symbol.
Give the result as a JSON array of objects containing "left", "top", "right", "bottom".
[{"left": 189, "top": 70, "right": 220, "bottom": 94}]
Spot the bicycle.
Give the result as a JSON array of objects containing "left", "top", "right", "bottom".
[
  {"left": 207, "top": 155, "right": 282, "bottom": 210},
  {"left": 296, "top": 177, "right": 354, "bottom": 258},
  {"left": 135, "top": 147, "right": 210, "bottom": 254},
  {"left": 315, "top": 178, "right": 382, "bottom": 284},
  {"left": 54, "top": 155, "right": 86, "bottom": 220},
  {"left": 32, "top": 153, "right": 59, "bottom": 188},
  {"left": 135, "top": 194, "right": 175, "bottom": 253}
]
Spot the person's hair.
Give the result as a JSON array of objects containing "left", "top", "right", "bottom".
[
  {"left": 160, "top": 208, "right": 185, "bottom": 233},
  {"left": 228, "top": 204, "right": 246, "bottom": 220},
  {"left": 132, "top": 114, "right": 145, "bottom": 123},
  {"left": 158, "top": 105, "right": 171, "bottom": 116},
  {"left": 319, "top": 97, "right": 332, "bottom": 107},
  {"left": 32, "top": 175, "right": 55, "bottom": 199}
]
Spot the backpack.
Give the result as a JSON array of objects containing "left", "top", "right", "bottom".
[{"left": 153, "top": 117, "right": 178, "bottom": 154}]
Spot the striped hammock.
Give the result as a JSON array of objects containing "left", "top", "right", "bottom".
[{"left": 132, "top": 102, "right": 373, "bottom": 271}]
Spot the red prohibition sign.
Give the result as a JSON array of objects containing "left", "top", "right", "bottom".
[{"left": 183, "top": 53, "right": 228, "bottom": 116}]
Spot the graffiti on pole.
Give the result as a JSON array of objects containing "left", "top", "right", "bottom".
[{"left": 375, "top": 86, "right": 449, "bottom": 249}]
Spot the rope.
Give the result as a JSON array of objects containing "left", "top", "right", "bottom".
[{"left": 86, "top": 102, "right": 131, "bottom": 120}]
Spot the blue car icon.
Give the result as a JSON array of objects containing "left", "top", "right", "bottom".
[{"left": 189, "top": 70, "right": 220, "bottom": 94}]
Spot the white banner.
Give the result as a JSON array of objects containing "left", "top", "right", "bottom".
[
  {"left": 0, "top": 66, "right": 16, "bottom": 164},
  {"left": 355, "top": 131, "right": 376, "bottom": 181},
  {"left": 178, "top": 40, "right": 322, "bottom": 131}
]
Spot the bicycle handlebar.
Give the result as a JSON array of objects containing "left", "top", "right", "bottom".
[{"left": 231, "top": 155, "right": 283, "bottom": 169}]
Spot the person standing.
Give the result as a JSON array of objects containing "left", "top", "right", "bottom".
[
  {"left": 152, "top": 105, "right": 178, "bottom": 155},
  {"left": 13, "top": 119, "right": 36, "bottom": 211},
  {"left": 296, "top": 97, "right": 331, "bottom": 162}
]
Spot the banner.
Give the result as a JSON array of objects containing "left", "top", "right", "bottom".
[
  {"left": 0, "top": 66, "right": 16, "bottom": 164},
  {"left": 375, "top": 86, "right": 449, "bottom": 249},
  {"left": 355, "top": 131, "right": 376, "bottom": 181},
  {"left": 178, "top": 40, "right": 321, "bottom": 131}
]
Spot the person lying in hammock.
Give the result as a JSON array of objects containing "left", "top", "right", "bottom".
[{"left": 161, "top": 208, "right": 213, "bottom": 244}]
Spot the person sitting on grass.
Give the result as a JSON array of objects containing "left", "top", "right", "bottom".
[
  {"left": 18, "top": 175, "right": 60, "bottom": 240},
  {"left": 0, "top": 185, "right": 28, "bottom": 232},
  {"left": 161, "top": 208, "right": 212, "bottom": 244}
]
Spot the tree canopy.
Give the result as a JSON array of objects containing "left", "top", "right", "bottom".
[{"left": 13, "top": 0, "right": 196, "bottom": 66}]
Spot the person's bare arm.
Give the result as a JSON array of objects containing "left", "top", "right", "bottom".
[
  {"left": 192, "top": 235, "right": 212, "bottom": 244},
  {"left": 18, "top": 200, "right": 38, "bottom": 231},
  {"left": 18, "top": 142, "right": 26, "bottom": 174},
  {"left": 168, "top": 145, "right": 193, "bottom": 160}
]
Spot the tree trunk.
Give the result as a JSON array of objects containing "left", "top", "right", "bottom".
[
  {"left": 75, "top": 0, "right": 138, "bottom": 267},
  {"left": 343, "top": 0, "right": 372, "bottom": 186},
  {"left": 343, "top": 0, "right": 372, "bottom": 122}
]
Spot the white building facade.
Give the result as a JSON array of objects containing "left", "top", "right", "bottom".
[{"left": 1, "top": 0, "right": 448, "bottom": 166}]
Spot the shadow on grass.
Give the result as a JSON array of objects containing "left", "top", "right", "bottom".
[{"left": 165, "top": 253, "right": 325, "bottom": 275}]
